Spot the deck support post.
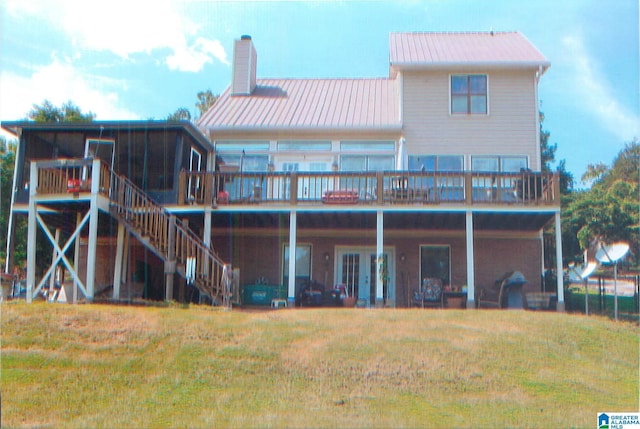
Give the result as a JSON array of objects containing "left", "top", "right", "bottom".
[
  {"left": 26, "top": 162, "right": 38, "bottom": 303},
  {"left": 555, "top": 212, "right": 565, "bottom": 312},
  {"left": 375, "top": 210, "right": 384, "bottom": 308},
  {"left": 113, "top": 223, "right": 126, "bottom": 300},
  {"left": 73, "top": 212, "right": 82, "bottom": 303},
  {"left": 165, "top": 215, "right": 177, "bottom": 302},
  {"left": 84, "top": 160, "right": 102, "bottom": 302},
  {"left": 465, "top": 211, "right": 476, "bottom": 309},
  {"left": 287, "top": 210, "right": 297, "bottom": 307}
]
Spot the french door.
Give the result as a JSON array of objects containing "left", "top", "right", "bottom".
[{"left": 336, "top": 247, "right": 394, "bottom": 306}]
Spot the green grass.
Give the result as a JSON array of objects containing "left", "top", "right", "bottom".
[
  {"left": 566, "top": 288, "right": 639, "bottom": 321},
  {"left": 1, "top": 302, "right": 638, "bottom": 428}
]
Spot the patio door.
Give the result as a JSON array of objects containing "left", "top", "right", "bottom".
[
  {"left": 337, "top": 247, "right": 394, "bottom": 306},
  {"left": 279, "top": 159, "right": 331, "bottom": 200}
]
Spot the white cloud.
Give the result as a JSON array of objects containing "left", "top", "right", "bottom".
[
  {"left": 167, "top": 37, "right": 230, "bottom": 72},
  {"left": 4, "top": 0, "right": 229, "bottom": 73},
  {"left": 0, "top": 56, "right": 139, "bottom": 121},
  {"left": 561, "top": 35, "right": 639, "bottom": 141}
]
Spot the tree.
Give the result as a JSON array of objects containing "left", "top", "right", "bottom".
[
  {"left": 564, "top": 140, "right": 640, "bottom": 266},
  {"left": 28, "top": 100, "right": 95, "bottom": 122},
  {"left": 167, "top": 107, "right": 192, "bottom": 121},
  {"left": 195, "top": 90, "right": 218, "bottom": 118},
  {"left": 539, "top": 111, "right": 573, "bottom": 193}
]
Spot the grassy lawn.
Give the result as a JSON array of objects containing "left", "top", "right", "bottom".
[
  {"left": 566, "top": 288, "right": 639, "bottom": 322},
  {"left": 1, "top": 302, "right": 638, "bottom": 428}
]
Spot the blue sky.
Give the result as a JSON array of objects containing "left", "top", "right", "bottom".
[{"left": 1, "top": 0, "right": 638, "bottom": 184}]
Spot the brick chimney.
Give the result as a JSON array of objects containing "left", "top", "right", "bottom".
[{"left": 232, "top": 35, "right": 257, "bottom": 96}]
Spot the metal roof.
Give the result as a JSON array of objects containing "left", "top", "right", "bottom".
[
  {"left": 389, "top": 32, "right": 549, "bottom": 71},
  {"left": 1, "top": 120, "right": 213, "bottom": 149},
  {"left": 198, "top": 78, "right": 401, "bottom": 133}
]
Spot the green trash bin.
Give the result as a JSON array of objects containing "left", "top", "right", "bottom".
[{"left": 243, "top": 284, "right": 285, "bottom": 306}]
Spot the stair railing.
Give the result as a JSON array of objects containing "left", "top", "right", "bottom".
[{"left": 109, "top": 171, "right": 227, "bottom": 301}]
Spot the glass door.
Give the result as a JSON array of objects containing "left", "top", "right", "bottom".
[{"left": 337, "top": 247, "right": 394, "bottom": 307}]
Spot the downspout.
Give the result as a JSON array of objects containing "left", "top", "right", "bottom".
[
  {"left": 142, "top": 128, "right": 149, "bottom": 191},
  {"left": 534, "top": 66, "right": 543, "bottom": 171}
]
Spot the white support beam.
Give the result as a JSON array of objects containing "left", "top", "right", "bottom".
[
  {"left": 73, "top": 212, "right": 82, "bottom": 303},
  {"left": 555, "top": 212, "right": 565, "bottom": 312},
  {"left": 465, "top": 211, "right": 476, "bottom": 309},
  {"left": 375, "top": 210, "right": 384, "bottom": 307},
  {"left": 203, "top": 208, "right": 212, "bottom": 249},
  {"left": 113, "top": 223, "right": 126, "bottom": 300},
  {"left": 287, "top": 210, "right": 297, "bottom": 307},
  {"left": 26, "top": 162, "right": 38, "bottom": 303},
  {"left": 85, "top": 163, "right": 101, "bottom": 301}
]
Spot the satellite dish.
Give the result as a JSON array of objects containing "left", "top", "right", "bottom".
[
  {"left": 596, "top": 242, "right": 630, "bottom": 264},
  {"left": 568, "top": 261, "right": 599, "bottom": 282},
  {"left": 580, "top": 261, "right": 599, "bottom": 279}
]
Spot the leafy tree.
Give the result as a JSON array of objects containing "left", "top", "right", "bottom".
[
  {"left": 539, "top": 112, "right": 573, "bottom": 193},
  {"left": 195, "top": 90, "right": 218, "bottom": 117},
  {"left": 564, "top": 140, "right": 639, "bottom": 266},
  {"left": 28, "top": 100, "right": 95, "bottom": 122},
  {"left": 167, "top": 107, "right": 192, "bottom": 121},
  {"left": 167, "top": 90, "right": 219, "bottom": 122}
]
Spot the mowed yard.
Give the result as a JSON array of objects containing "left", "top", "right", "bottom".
[{"left": 1, "top": 302, "right": 638, "bottom": 428}]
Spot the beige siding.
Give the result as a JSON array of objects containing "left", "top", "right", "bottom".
[
  {"left": 402, "top": 69, "right": 540, "bottom": 170},
  {"left": 232, "top": 39, "right": 256, "bottom": 96}
]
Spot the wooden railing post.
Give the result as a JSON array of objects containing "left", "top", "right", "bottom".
[
  {"left": 204, "top": 172, "right": 214, "bottom": 206},
  {"left": 377, "top": 172, "right": 384, "bottom": 204},
  {"left": 465, "top": 172, "right": 473, "bottom": 205},
  {"left": 552, "top": 172, "right": 560, "bottom": 205},
  {"left": 177, "top": 170, "right": 186, "bottom": 205},
  {"left": 290, "top": 172, "right": 298, "bottom": 205}
]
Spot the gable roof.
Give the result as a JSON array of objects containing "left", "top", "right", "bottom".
[
  {"left": 198, "top": 78, "right": 401, "bottom": 134},
  {"left": 389, "top": 32, "right": 549, "bottom": 74}
]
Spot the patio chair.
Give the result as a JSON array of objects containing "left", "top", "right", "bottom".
[{"left": 412, "top": 278, "right": 444, "bottom": 308}]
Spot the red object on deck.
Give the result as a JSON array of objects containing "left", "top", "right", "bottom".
[{"left": 322, "top": 190, "right": 359, "bottom": 204}]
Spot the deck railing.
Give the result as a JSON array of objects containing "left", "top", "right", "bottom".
[
  {"left": 34, "top": 158, "right": 111, "bottom": 197},
  {"left": 179, "top": 169, "right": 559, "bottom": 207},
  {"left": 30, "top": 160, "right": 558, "bottom": 207}
]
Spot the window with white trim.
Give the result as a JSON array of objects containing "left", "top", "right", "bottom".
[{"left": 451, "top": 75, "right": 487, "bottom": 114}]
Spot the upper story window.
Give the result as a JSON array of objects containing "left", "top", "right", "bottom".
[
  {"left": 277, "top": 140, "right": 331, "bottom": 151},
  {"left": 408, "top": 155, "right": 464, "bottom": 172},
  {"left": 451, "top": 75, "right": 487, "bottom": 115},
  {"left": 471, "top": 156, "right": 528, "bottom": 172},
  {"left": 215, "top": 140, "right": 269, "bottom": 171},
  {"left": 340, "top": 140, "right": 395, "bottom": 151}
]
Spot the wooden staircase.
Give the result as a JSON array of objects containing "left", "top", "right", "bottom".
[{"left": 109, "top": 171, "right": 228, "bottom": 303}]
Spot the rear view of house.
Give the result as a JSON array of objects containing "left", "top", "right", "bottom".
[{"left": 4, "top": 31, "right": 564, "bottom": 310}]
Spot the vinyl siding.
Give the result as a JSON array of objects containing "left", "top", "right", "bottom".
[{"left": 402, "top": 69, "right": 540, "bottom": 169}]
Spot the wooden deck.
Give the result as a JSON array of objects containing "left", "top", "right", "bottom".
[{"left": 29, "top": 159, "right": 560, "bottom": 209}]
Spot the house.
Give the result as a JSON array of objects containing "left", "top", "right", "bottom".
[{"left": 3, "top": 31, "right": 565, "bottom": 310}]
